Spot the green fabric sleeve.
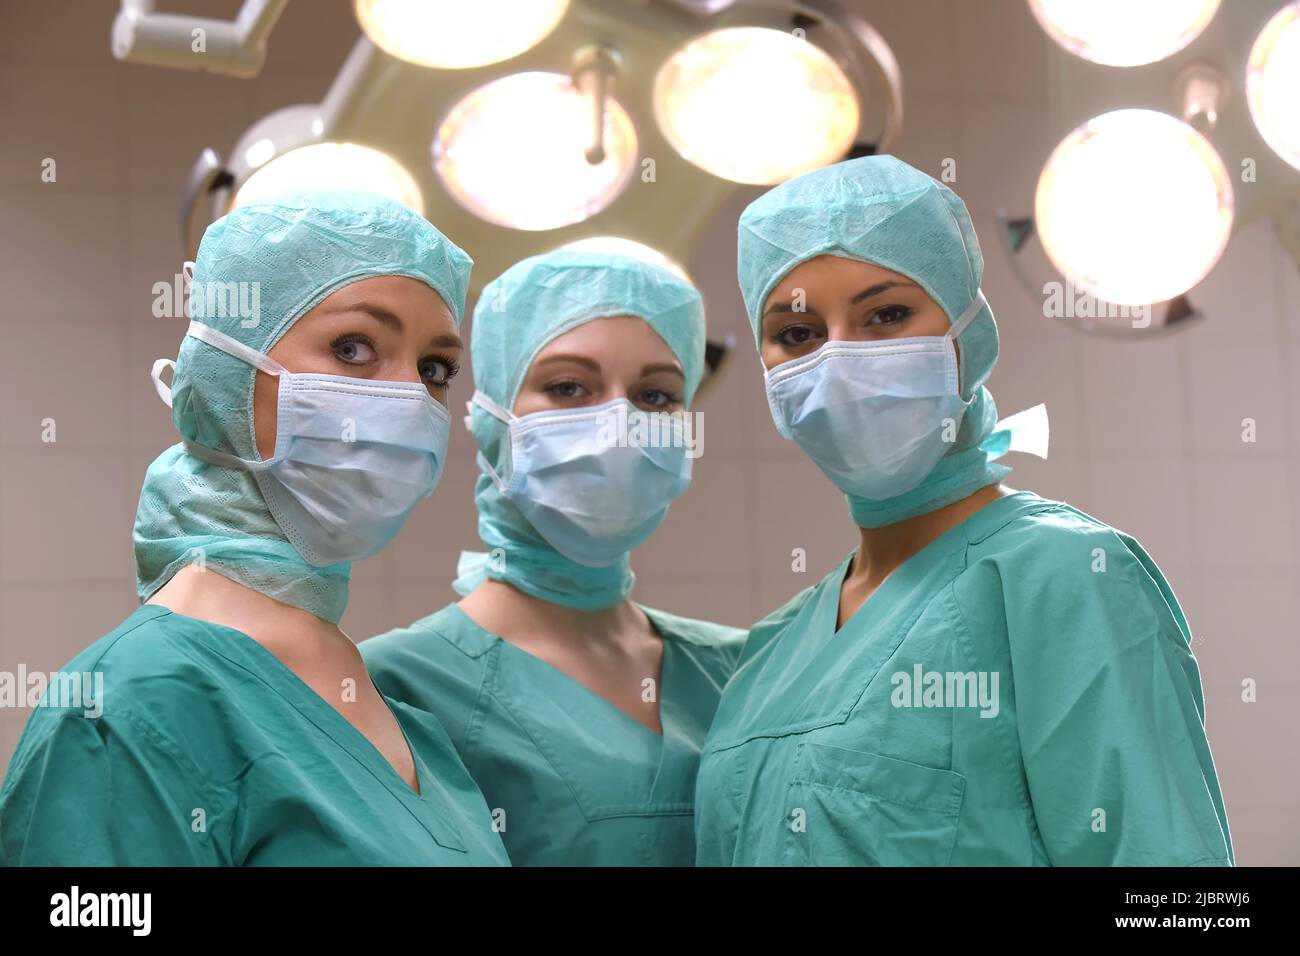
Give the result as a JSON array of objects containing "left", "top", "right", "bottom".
[
  {"left": 1, "top": 708, "right": 225, "bottom": 866},
  {"left": 999, "top": 529, "right": 1233, "bottom": 866}
]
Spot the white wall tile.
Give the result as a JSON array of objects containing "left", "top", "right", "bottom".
[
  {"left": 638, "top": 456, "right": 755, "bottom": 578},
  {"left": 1187, "top": 217, "right": 1285, "bottom": 343},
  {"left": 1188, "top": 571, "right": 1300, "bottom": 693},
  {"left": 1080, "top": 337, "right": 1189, "bottom": 454},
  {"left": 750, "top": 454, "right": 861, "bottom": 584},
  {"left": 0, "top": 191, "right": 129, "bottom": 317},
  {"left": 1190, "top": 459, "right": 1296, "bottom": 567},
  {"left": 0, "top": 63, "right": 126, "bottom": 189},
  {"left": 0, "top": 454, "right": 136, "bottom": 586},
  {"left": 0, "top": 317, "right": 129, "bottom": 452},
  {"left": 1187, "top": 341, "right": 1289, "bottom": 453}
]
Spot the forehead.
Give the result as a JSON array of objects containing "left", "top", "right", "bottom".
[
  {"left": 771, "top": 255, "right": 913, "bottom": 297},
  {"left": 531, "top": 314, "right": 675, "bottom": 360},
  {"left": 326, "top": 274, "right": 451, "bottom": 312}
]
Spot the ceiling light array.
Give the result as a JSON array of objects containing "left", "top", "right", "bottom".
[
  {"left": 1027, "top": 0, "right": 1300, "bottom": 315},
  {"left": 235, "top": 0, "right": 870, "bottom": 247}
]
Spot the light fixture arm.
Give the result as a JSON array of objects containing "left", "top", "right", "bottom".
[
  {"left": 181, "top": 147, "right": 231, "bottom": 262},
  {"left": 318, "top": 38, "right": 391, "bottom": 138},
  {"left": 571, "top": 46, "right": 623, "bottom": 166},
  {"left": 111, "top": 0, "right": 289, "bottom": 77}
]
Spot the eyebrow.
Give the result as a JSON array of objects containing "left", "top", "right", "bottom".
[
  {"left": 641, "top": 362, "right": 684, "bottom": 379},
  {"left": 530, "top": 354, "right": 684, "bottom": 379},
  {"left": 762, "top": 279, "right": 921, "bottom": 318},
  {"left": 326, "top": 301, "right": 462, "bottom": 348},
  {"left": 851, "top": 280, "right": 920, "bottom": 304},
  {"left": 532, "top": 352, "right": 602, "bottom": 373}
]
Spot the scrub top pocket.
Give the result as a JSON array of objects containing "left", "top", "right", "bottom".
[{"left": 783, "top": 741, "right": 966, "bottom": 866}]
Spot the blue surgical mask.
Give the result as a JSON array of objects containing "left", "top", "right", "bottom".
[
  {"left": 152, "top": 321, "right": 451, "bottom": 566},
  {"left": 765, "top": 292, "right": 985, "bottom": 501},
  {"left": 470, "top": 392, "right": 692, "bottom": 567}
]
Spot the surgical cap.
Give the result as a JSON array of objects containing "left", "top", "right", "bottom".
[
  {"left": 737, "top": 156, "right": 1010, "bottom": 527},
  {"left": 473, "top": 249, "right": 706, "bottom": 411},
  {"left": 738, "top": 154, "right": 997, "bottom": 402},
  {"left": 135, "top": 190, "right": 473, "bottom": 622},
  {"left": 456, "top": 249, "right": 706, "bottom": 608}
]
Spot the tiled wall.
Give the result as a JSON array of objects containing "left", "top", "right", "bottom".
[{"left": 1, "top": 0, "right": 1295, "bottom": 863}]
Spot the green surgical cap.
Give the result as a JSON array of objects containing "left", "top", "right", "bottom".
[
  {"left": 135, "top": 190, "right": 473, "bottom": 622},
  {"left": 473, "top": 249, "right": 705, "bottom": 410},
  {"left": 738, "top": 154, "right": 997, "bottom": 402},
  {"left": 738, "top": 156, "right": 1010, "bottom": 527},
  {"left": 457, "top": 249, "right": 706, "bottom": 608}
]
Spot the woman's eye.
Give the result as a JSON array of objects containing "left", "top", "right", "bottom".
[
  {"left": 545, "top": 380, "right": 587, "bottom": 400},
  {"left": 775, "top": 325, "right": 822, "bottom": 348},
  {"left": 420, "top": 357, "right": 458, "bottom": 389},
  {"left": 332, "top": 335, "right": 376, "bottom": 365},
  {"left": 868, "top": 305, "right": 914, "bottom": 326},
  {"left": 639, "top": 388, "right": 679, "bottom": 409}
]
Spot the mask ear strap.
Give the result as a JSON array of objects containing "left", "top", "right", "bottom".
[
  {"left": 947, "top": 290, "right": 987, "bottom": 341},
  {"left": 151, "top": 359, "right": 176, "bottom": 408},
  {"left": 470, "top": 389, "right": 514, "bottom": 424},
  {"left": 181, "top": 438, "right": 274, "bottom": 473},
  {"left": 467, "top": 391, "right": 514, "bottom": 494},
  {"left": 151, "top": 322, "right": 282, "bottom": 472},
  {"left": 184, "top": 320, "right": 287, "bottom": 377},
  {"left": 475, "top": 451, "right": 509, "bottom": 494}
]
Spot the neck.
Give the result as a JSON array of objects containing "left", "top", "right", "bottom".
[
  {"left": 147, "top": 564, "right": 345, "bottom": 659},
  {"left": 460, "top": 577, "right": 644, "bottom": 642},
  {"left": 850, "top": 483, "right": 1008, "bottom": 588}
]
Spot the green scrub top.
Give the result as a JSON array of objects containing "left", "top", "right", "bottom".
[
  {"left": 695, "top": 492, "right": 1234, "bottom": 867},
  {"left": 362, "top": 604, "right": 745, "bottom": 866},
  {"left": 0, "top": 605, "right": 509, "bottom": 867}
]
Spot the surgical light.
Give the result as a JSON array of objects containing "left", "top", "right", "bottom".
[
  {"left": 653, "top": 27, "right": 859, "bottom": 185},
  {"left": 434, "top": 72, "right": 638, "bottom": 231},
  {"left": 353, "top": 0, "right": 569, "bottom": 69},
  {"left": 1028, "top": 0, "right": 1220, "bottom": 67},
  {"left": 1247, "top": 0, "right": 1300, "bottom": 172},
  {"left": 1034, "top": 108, "right": 1233, "bottom": 306},
  {"left": 234, "top": 141, "right": 424, "bottom": 214}
]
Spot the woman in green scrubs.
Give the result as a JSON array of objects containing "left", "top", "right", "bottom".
[
  {"left": 694, "top": 156, "right": 1234, "bottom": 866},
  {"left": 363, "top": 250, "right": 745, "bottom": 866},
  {"left": 0, "top": 192, "right": 507, "bottom": 866}
]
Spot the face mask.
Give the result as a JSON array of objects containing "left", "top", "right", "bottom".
[
  {"left": 470, "top": 392, "right": 692, "bottom": 567},
  {"left": 765, "top": 292, "right": 986, "bottom": 501},
  {"left": 152, "top": 320, "right": 452, "bottom": 566}
]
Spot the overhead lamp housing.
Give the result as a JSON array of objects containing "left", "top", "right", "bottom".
[
  {"left": 433, "top": 71, "right": 639, "bottom": 231},
  {"left": 1027, "top": 0, "right": 1221, "bottom": 67},
  {"left": 653, "top": 26, "right": 860, "bottom": 185},
  {"left": 1034, "top": 108, "right": 1234, "bottom": 308},
  {"left": 353, "top": 0, "right": 570, "bottom": 70},
  {"left": 1247, "top": 0, "right": 1300, "bottom": 172}
]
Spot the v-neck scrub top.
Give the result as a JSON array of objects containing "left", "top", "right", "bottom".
[
  {"left": 0, "top": 605, "right": 509, "bottom": 866},
  {"left": 695, "top": 492, "right": 1234, "bottom": 867},
  {"left": 362, "top": 605, "right": 746, "bottom": 866}
]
